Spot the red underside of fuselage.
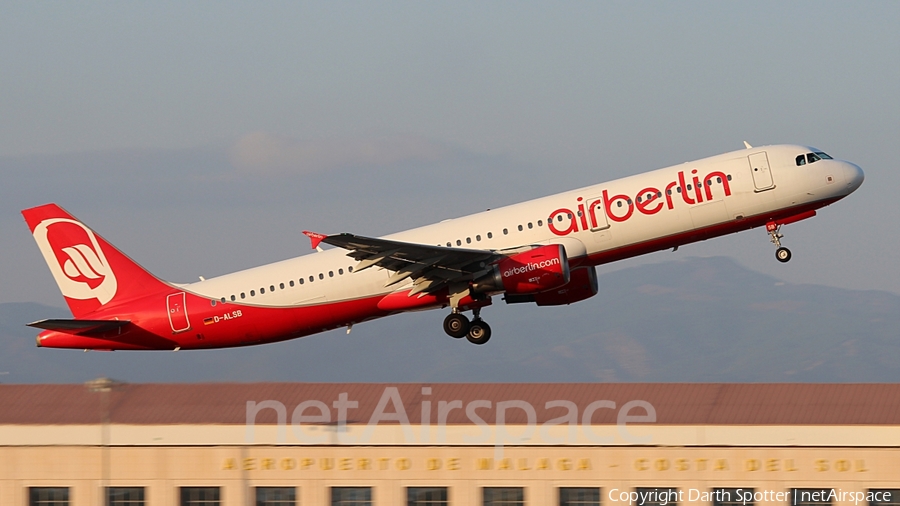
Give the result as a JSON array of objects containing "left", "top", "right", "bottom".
[{"left": 36, "top": 198, "right": 840, "bottom": 351}]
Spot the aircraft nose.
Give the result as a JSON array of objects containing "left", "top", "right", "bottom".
[{"left": 843, "top": 162, "right": 864, "bottom": 191}]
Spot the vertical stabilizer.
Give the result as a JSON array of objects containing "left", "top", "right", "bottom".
[{"left": 22, "top": 204, "right": 172, "bottom": 318}]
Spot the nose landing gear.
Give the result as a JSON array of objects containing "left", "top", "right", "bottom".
[
  {"left": 443, "top": 308, "right": 492, "bottom": 345},
  {"left": 767, "top": 221, "right": 792, "bottom": 263}
]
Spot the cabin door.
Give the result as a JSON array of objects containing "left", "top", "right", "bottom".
[
  {"left": 167, "top": 292, "right": 191, "bottom": 333},
  {"left": 748, "top": 152, "right": 775, "bottom": 191}
]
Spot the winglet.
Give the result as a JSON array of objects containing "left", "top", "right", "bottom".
[
  {"left": 302, "top": 231, "right": 327, "bottom": 251},
  {"left": 743, "top": 141, "right": 753, "bottom": 149}
]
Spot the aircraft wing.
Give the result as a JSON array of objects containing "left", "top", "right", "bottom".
[{"left": 322, "top": 233, "right": 501, "bottom": 295}]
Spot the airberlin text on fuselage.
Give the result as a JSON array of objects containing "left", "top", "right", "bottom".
[{"left": 548, "top": 169, "right": 732, "bottom": 236}]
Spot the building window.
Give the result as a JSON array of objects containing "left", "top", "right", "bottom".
[
  {"left": 634, "top": 488, "right": 679, "bottom": 506},
  {"left": 792, "top": 489, "right": 834, "bottom": 506},
  {"left": 181, "top": 487, "right": 220, "bottom": 506},
  {"left": 713, "top": 489, "right": 752, "bottom": 506},
  {"left": 256, "top": 487, "right": 296, "bottom": 506},
  {"left": 560, "top": 487, "right": 600, "bottom": 506},
  {"left": 331, "top": 487, "right": 372, "bottom": 505},
  {"left": 30, "top": 488, "right": 69, "bottom": 506},
  {"left": 108, "top": 487, "right": 145, "bottom": 506},
  {"left": 407, "top": 487, "right": 448, "bottom": 505},
  {"left": 483, "top": 487, "right": 524, "bottom": 506},
  {"left": 870, "top": 490, "right": 900, "bottom": 506}
]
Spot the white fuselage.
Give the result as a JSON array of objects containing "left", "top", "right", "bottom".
[{"left": 185, "top": 144, "right": 864, "bottom": 309}]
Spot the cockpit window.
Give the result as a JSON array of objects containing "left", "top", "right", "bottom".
[{"left": 797, "top": 151, "right": 833, "bottom": 165}]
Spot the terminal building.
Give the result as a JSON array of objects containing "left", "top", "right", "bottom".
[{"left": 1, "top": 382, "right": 898, "bottom": 506}]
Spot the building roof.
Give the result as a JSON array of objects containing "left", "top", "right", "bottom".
[{"left": 1, "top": 383, "right": 898, "bottom": 425}]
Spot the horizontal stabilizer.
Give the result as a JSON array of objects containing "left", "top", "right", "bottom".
[{"left": 27, "top": 319, "right": 131, "bottom": 336}]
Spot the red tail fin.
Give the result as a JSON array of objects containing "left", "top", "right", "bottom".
[{"left": 22, "top": 204, "right": 172, "bottom": 318}]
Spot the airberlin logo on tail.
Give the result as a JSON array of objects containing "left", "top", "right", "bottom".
[
  {"left": 32, "top": 218, "right": 118, "bottom": 304},
  {"left": 548, "top": 169, "right": 732, "bottom": 236}
]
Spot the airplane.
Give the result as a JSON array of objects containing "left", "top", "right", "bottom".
[{"left": 22, "top": 143, "right": 864, "bottom": 350}]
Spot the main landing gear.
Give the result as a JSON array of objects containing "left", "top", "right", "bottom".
[
  {"left": 766, "top": 221, "right": 792, "bottom": 263},
  {"left": 443, "top": 308, "right": 492, "bottom": 345}
]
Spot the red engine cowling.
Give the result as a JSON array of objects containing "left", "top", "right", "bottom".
[
  {"left": 472, "top": 244, "right": 570, "bottom": 296},
  {"left": 505, "top": 266, "right": 598, "bottom": 306}
]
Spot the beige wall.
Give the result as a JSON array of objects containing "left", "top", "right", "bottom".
[{"left": 1, "top": 445, "right": 898, "bottom": 506}]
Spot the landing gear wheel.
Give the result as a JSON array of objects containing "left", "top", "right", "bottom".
[
  {"left": 443, "top": 313, "right": 470, "bottom": 338},
  {"left": 775, "top": 247, "right": 792, "bottom": 263},
  {"left": 466, "top": 320, "right": 492, "bottom": 345}
]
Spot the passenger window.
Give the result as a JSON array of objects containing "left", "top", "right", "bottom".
[
  {"left": 348, "top": 266, "right": 353, "bottom": 272},
  {"left": 667, "top": 189, "right": 672, "bottom": 195},
  {"left": 476, "top": 235, "right": 481, "bottom": 241},
  {"left": 446, "top": 242, "right": 451, "bottom": 247},
  {"left": 637, "top": 196, "right": 642, "bottom": 203},
  {"left": 260, "top": 288, "right": 265, "bottom": 294},
  {"left": 487, "top": 232, "right": 493, "bottom": 239},
  {"left": 339, "top": 268, "right": 344, "bottom": 275},
  {"left": 456, "top": 239, "right": 462, "bottom": 246},
  {"left": 687, "top": 185, "right": 692, "bottom": 190},
  {"left": 250, "top": 290, "right": 256, "bottom": 296},
  {"left": 241, "top": 293, "right": 246, "bottom": 299},
  {"left": 517, "top": 225, "right": 523, "bottom": 231},
  {"left": 231, "top": 295, "right": 236, "bottom": 301},
  {"left": 329, "top": 271, "right": 334, "bottom": 277},
  {"left": 299, "top": 278, "right": 304, "bottom": 285},
  {"left": 309, "top": 276, "right": 314, "bottom": 282},
  {"left": 537, "top": 220, "right": 543, "bottom": 227},
  {"left": 279, "top": 283, "right": 284, "bottom": 289},
  {"left": 503, "top": 228, "right": 508, "bottom": 235},
  {"left": 617, "top": 201, "right": 623, "bottom": 207},
  {"left": 270, "top": 285, "right": 275, "bottom": 291},
  {"left": 466, "top": 237, "right": 471, "bottom": 244},
  {"left": 211, "top": 300, "right": 216, "bottom": 306},
  {"left": 527, "top": 222, "right": 533, "bottom": 229},
  {"left": 796, "top": 154, "right": 807, "bottom": 166},
  {"left": 319, "top": 273, "right": 324, "bottom": 280},
  {"left": 727, "top": 174, "right": 732, "bottom": 181}
]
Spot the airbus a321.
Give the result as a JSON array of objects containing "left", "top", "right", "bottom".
[{"left": 23, "top": 143, "right": 864, "bottom": 350}]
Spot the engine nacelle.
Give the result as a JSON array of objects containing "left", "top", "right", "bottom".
[
  {"left": 505, "top": 266, "right": 598, "bottom": 306},
  {"left": 471, "top": 244, "right": 570, "bottom": 296}
]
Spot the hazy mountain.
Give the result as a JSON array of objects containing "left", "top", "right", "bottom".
[{"left": 1, "top": 256, "right": 898, "bottom": 384}]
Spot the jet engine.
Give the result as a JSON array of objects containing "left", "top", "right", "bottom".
[
  {"left": 471, "top": 244, "right": 570, "bottom": 296},
  {"left": 504, "top": 266, "right": 598, "bottom": 306}
]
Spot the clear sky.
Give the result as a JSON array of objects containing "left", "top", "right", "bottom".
[{"left": 2, "top": 2, "right": 898, "bottom": 306}]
